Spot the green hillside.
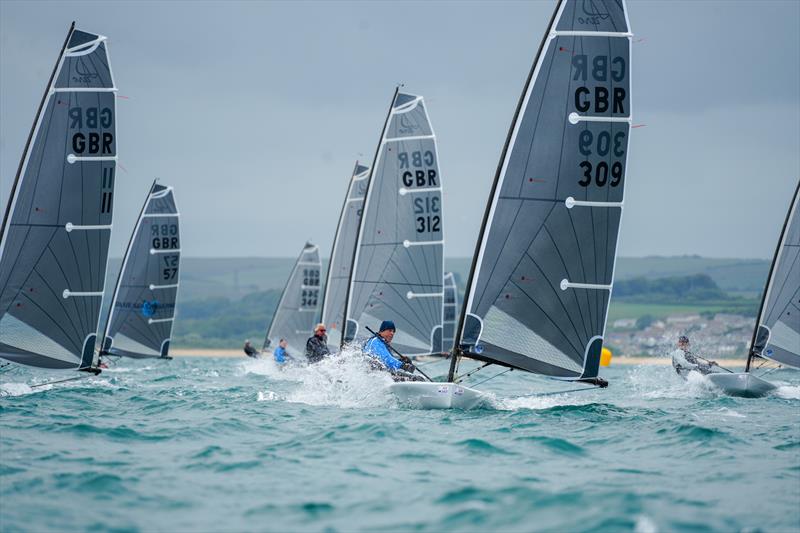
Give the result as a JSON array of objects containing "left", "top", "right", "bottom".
[{"left": 133, "top": 256, "right": 767, "bottom": 348}]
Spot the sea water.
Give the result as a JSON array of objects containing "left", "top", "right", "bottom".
[{"left": 1, "top": 355, "right": 798, "bottom": 532}]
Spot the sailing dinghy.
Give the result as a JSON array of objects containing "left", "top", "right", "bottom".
[
  {"left": 320, "top": 162, "right": 370, "bottom": 352},
  {"left": 101, "top": 181, "right": 180, "bottom": 359},
  {"left": 0, "top": 24, "right": 117, "bottom": 374},
  {"left": 705, "top": 180, "right": 799, "bottom": 397},
  {"left": 390, "top": 0, "right": 633, "bottom": 408},
  {"left": 343, "top": 90, "right": 445, "bottom": 357},
  {"left": 263, "top": 243, "right": 321, "bottom": 357}
]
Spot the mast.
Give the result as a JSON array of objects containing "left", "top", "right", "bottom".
[
  {"left": 448, "top": 2, "right": 565, "bottom": 383},
  {"left": 340, "top": 87, "right": 400, "bottom": 349},
  {"left": 746, "top": 180, "right": 800, "bottom": 372}
]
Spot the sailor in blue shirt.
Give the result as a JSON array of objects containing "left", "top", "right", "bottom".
[{"left": 273, "top": 338, "right": 293, "bottom": 366}]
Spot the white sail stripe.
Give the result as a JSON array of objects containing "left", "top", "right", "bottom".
[
  {"left": 67, "top": 154, "right": 118, "bottom": 164},
  {"left": 560, "top": 279, "right": 612, "bottom": 291},
  {"left": 399, "top": 187, "right": 441, "bottom": 196},
  {"left": 142, "top": 213, "right": 180, "bottom": 218},
  {"left": 353, "top": 172, "right": 370, "bottom": 180},
  {"left": 65, "top": 223, "right": 112, "bottom": 232},
  {"left": 52, "top": 87, "right": 118, "bottom": 93},
  {"left": 383, "top": 135, "right": 435, "bottom": 143},
  {"left": 345, "top": 198, "right": 364, "bottom": 204},
  {"left": 565, "top": 197, "right": 624, "bottom": 209},
  {"left": 300, "top": 285, "right": 320, "bottom": 289},
  {"left": 149, "top": 283, "right": 179, "bottom": 290},
  {"left": 403, "top": 239, "right": 443, "bottom": 248},
  {"left": 150, "top": 187, "right": 174, "bottom": 199},
  {"left": 407, "top": 291, "right": 444, "bottom": 299},
  {"left": 568, "top": 112, "right": 631, "bottom": 124},
  {"left": 65, "top": 36, "right": 107, "bottom": 56},
  {"left": 551, "top": 30, "right": 632, "bottom": 38},
  {"left": 296, "top": 262, "right": 318, "bottom": 266},
  {"left": 390, "top": 97, "right": 423, "bottom": 114},
  {"left": 150, "top": 248, "right": 180, "bottom": 255},
  {"left": 148, "top": 317, "right": 174, "bottom": 324},
  {"left": 62, "top": 290, "right": 103, "bottom": 298}
]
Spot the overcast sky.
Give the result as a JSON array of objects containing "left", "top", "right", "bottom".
[{"left": 1, "top": 0, "right": 798, "bottom": 259}]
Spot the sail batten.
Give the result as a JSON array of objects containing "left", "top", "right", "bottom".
[
  {"left": 265, "top": 243, "right": 321, "bottom": 356},
  {"left": 343, "top": 90, "right": 445, "bottom": 356},
  {"left": 0, "top": 24, "right": 117, "bottom": 370},
  {"left": 103, "top": 182, "right": 181, "bottom": 359},
  {"left": 452, "top": 0, "right": 631, "bottom": 381}
]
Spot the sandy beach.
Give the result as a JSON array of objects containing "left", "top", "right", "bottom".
[{"left": 168, "top": 348, "right": 745, "bottom": 367}]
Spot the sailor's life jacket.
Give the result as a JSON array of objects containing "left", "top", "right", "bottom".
[{"left": 363, "top": 336, "right": 403, "bottom": 370}]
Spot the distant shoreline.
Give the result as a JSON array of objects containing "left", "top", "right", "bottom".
[{"left": 168, "top": 349, "right": 745, "bottom": 367}]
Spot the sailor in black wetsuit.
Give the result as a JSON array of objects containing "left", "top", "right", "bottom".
[
  {"left": 243, "top": 340, "right": 259, "bottom": 358},
  {"left": 671, "top": 335, "right": 720, "bottom": 378},
  {"left": 305, "top": 323, "right": 331, "bottom": 364}
]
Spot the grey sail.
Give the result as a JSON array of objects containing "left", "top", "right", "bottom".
[
  {"left": 452, "top": 0, "right": 632, "bottom": 381},
  {"left": 102, "top": 182, "right": 180, "bottom": 359},
  {"left": 441, "top": 272, "right": 458, "bottom": 353},
  {"left": 320, "top": 162, "right": 370, "bottom": 351},
  {"left": 0, "top": 25, "right": 117, "bottom": 370},
  {"left": 749, "top": 180, "right": 800, "bottom": 369},
  {"left": 265, "top": 243, "right": 321, "bottom": 356},
  {"left": 344, "top": 92, "right": 444, "bottom": 356}
]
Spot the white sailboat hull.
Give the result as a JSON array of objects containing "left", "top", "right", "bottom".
[
  {"left": 388, "top": 382, "right": 487, "bottom": 409},
  {"left": 705, "top": 372, "right": 777, "bottom": 398}
]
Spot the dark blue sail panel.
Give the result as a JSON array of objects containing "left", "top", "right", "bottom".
[
  {"left": 457, "top": 0, "right": 631, "bottom": 379},
  {"left": 321, "top": 162, "right": 370, "bottom": 351},
  {"left": 0, "top": 26, "right": 117, "bottom": 370},
  {"left": 753, "top": 181, "right": 800, "bottom": 369},
  {"left": 103, "top": 184, "right": 180, "bottom": 359},
  {"left": 345, "top": 93, "right": 444, "bottom": 356},
  {"left": 265, "top": 243, "right": 321, "bottom": 356}
]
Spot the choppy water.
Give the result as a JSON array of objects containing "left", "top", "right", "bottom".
[{"left": 1, "top": 354, "right": 799, "bottom": 532}]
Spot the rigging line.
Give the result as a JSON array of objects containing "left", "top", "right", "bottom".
[
  {"left": 455, "top": 361, "right": 492, "bottom": 383},
  {"left": 757, "top": 365, "right": 783, "bottom": 378},
  {"left": 471, "top": 368, "right": 513, "bottom": 388}
]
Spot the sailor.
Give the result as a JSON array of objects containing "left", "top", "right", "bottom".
[
  {"left": 273, "top": 338, "right": 293, "bottom": 366},
  {"left": 305, "top": 323, "right": 331, "bottom": 364},
  {"left": 363, "top": 321, "right": 422, "bottom": 381},
  {"left": 243, "top": 340, "right": 259, "bottom": 358},
  {"left": 671, "top": 335, "right": 719, "bottom": 377}
]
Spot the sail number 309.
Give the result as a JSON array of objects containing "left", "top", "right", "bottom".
[{"left": 577, "top": 130, "right": 625, "bottom": 187}]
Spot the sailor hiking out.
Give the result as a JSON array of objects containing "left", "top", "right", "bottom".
[
  {"left": 363, "top": 321, "right": 424, "bottom": 382},
  {"left": 273, "top": 339, "right": 294, "bottom": 366},
  {"left": 305, "top": 323, "right": 331, "bottom": 364},
  {"left": 243, "top": 340, "right": 259, "bottom": 358},
  {"left": 671, "top": 335, "right": 723, "bottom": 378}
]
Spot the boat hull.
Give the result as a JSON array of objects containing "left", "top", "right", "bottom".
[
  {"left": 705, "top": 372, "right": 777, "bottom": 398},
  {"left": 388, "top": 382, "right": 487, "bottom": 409}
]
